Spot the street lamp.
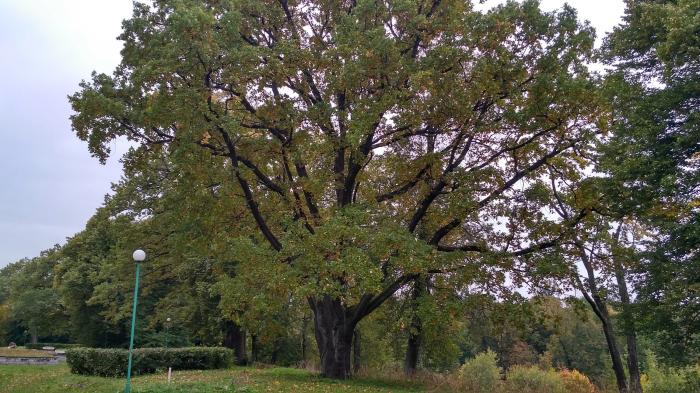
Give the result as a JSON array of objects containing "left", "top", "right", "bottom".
[
  {"left": 125, "top": 249, "right": 146, "bottom": 393},
  {"left": 165, "top": 317, "right": 171, "bottom": 348},
  {"left": 166, "top": 317, "right": 172, "bottom": 384}
]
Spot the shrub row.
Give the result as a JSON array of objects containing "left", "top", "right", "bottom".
[
  {"left": 24, "top": 342, "right": 82, "bottom": 350},
  {"left": 65, "top": 347, "right": 234, "bottom": 377}
]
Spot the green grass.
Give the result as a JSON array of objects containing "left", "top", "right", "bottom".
[{"left": 0, "top": 364, "right": 426, "bottom": 393}]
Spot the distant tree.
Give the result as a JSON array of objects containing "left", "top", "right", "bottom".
[
  {"left": 2, "top": 248, "right": 68, "bottom": 344},
  {"left": 544, "top": 298, "right": 615, "bottom": 389},
  {"left": 11, "top": 288, "right": 64, "bottom": 344},
  {"left": 55, "top": 210, "right": 133, "bottom": 347}
]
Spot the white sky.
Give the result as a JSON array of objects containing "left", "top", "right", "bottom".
[{"left": 0, "top": 0, "right": 626, "bottom": 268}]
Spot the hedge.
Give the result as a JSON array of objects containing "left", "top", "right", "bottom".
[
  {"left": 65, "top": 347, "right": 234, "bottom": 377},
  {"left": 24, "top": 343, "right": 82, "bottom": 350}
]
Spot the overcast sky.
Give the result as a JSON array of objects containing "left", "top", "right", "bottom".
[{"left": 0, "top": 0, "right": 625, "bottom": 268}]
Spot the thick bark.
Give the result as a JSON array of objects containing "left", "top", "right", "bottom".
[
  {"left": 405, "top": 328, "right": 421, "bottom": 375},
  {"left": 307, "top": 274, "right": 416, "bottom": 379},
  {"left": 614, "top": 260, "right": 643, "bottom": 393},
  {"left": 352, "top": 330, "right": 361, "bottom": 374},
  {"left": 223, "top": 320, "right": 248, "bottom": 365},
  {"left": 404, "top": 277, "right": 426, "bottom": 375},
  {"left": 30, "top": 332, "right": 38, "bottom": 344},
  {"left": 310, "top": 296, "right": 356, "bottom": 379}
]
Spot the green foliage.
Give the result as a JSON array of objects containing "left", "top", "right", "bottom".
[
  {"left": 457, "top": 350, "right": 501, "bottom": 393},
  {"left": 68, "top": 0, "right": 604, "bottom": 376},
  {"left": 141, "top": 329, "right": 191, "bottom": 349},
  {"left": 504, "top": 366, "right": 565, "bottom": 393},
  {"left": 602, "top": 0, "right": 700, "bottom": 362},
  {"left": 65, "top": 347, "right": 234, "bottom": 377},
  {"left": 0, "top": 248, "right": 69, "bottom": 344},
  {"left": 542, "top": 299, "right": 613, "bottom": 387},
  {"left": 2, "top": 0, "right": 695, "bottom": 384},
  {"left": 11, "top": 289, "right": 64, "bottom": 341},
  {"left": 642, "top": 353, "right": 700, "bottom": 393}
]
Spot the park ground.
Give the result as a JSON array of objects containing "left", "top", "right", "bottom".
[
  {"left": 0, "top": 364, "right": 427, "bottom": 393},
  {"left": 0, "top": 348, "right": 54, "bottom": 358}
]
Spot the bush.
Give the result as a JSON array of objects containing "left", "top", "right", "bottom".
[
  {"left": 24, "top": 342, "right": 82, "bottom": 350},
  {"left": 504, "top": 365, "right": 566, "bottom": 393},
  {"left": 66, "top": 347, "right": 234, "bottom": 377},
  {"left": 559, "top": 369, "right": 596, "bottom": 393},
  {"left": 644, "top": 368, "right": 687, "bottom": 393},
  {"left": 684, "top": 366, "right": 700, "bottom": 393},
  {"left": 643, "top": 352, "right": 700, "bottom": 393},
  {"left": 457, "top": 350, "right": 501, "bottom": 393}
]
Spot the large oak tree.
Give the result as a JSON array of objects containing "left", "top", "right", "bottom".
[{"left": 71, "top": 0, "right": 603, "bottom": 378}]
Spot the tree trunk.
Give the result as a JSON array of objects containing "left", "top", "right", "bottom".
[
  {"left": 30, "top": 332, "right": 38, "bottom": 344},
  {"left": 307, "top": 275, "right": 416, "bottom": 379},
  {"left": 598, "top": 307, "right": 629, "bottom": 393},
  {"left": 301, "top": 313, "right": 309, "bottom": 364},
  {"left": 310, "top": 296, "right": 356, "bottom": 379},
  {"left": 576, "top": 244, "right": 629, "bottom": 393},
  {"left": 251, "top": 334, "right": 259, "bottom": 363},
  {"left": 271, "top": 339, "right": 280, "bottom": 364},
  {"left": 404, "top": 276, "right": 425, "bottom": 375},
  {"left": 625, "top": 331, "right": 643, "bottom": 393},
  {"left": 352, "top": 329, "right": 361, "bottom": 374},
  {"left": 405, "top": 327, "right": 421, "bottom": 375},
  {"left": 614, "top": 259, "right": 643, "bottom": 393},
  {"left": 223, "top": 320, "right": 248, "bottom": 365}
]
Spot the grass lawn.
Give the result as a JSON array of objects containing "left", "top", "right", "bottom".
[
  {"left": 0, "top": 364, "right": 427, "bottom": 393},
  {"left": 0, "top": 348, "right": 55, "bottom": 358}
]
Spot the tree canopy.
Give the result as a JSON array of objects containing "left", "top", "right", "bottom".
[
  {"left": 69, "top": 0, "right": 605, "bottom": 378},
  {"left": 0, "top": 0, "right": 696, "bottom": 389}
]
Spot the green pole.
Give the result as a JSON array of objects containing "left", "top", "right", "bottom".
[{"left": 124, "top": 262, "right": 141, "bottom": 393}]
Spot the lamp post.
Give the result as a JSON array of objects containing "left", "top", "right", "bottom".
[
  {"left": 165, "top": 317, "right": 171, "bottom": 349},
  {"left": 166, "top": 317, "right": 172, "bottom": 383},
  {"left": 125, "top": 249, "right": 146, "bottom": 393}
]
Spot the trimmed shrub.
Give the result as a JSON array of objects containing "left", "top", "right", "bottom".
[
  {"left": 504, "top": 365, "right": 566, "bottom": 393},
  {"left": 559, "top": 369, "right": 596, "bottom": 393},
  {"left": 457, "top": 350, "right": 501, "bottom": 393},
  {"left": 24, "top": 342, "right": 82, "bottom": 350},
  {"left": 66, "top": 347, "right": 234, "bottom": 377}
]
